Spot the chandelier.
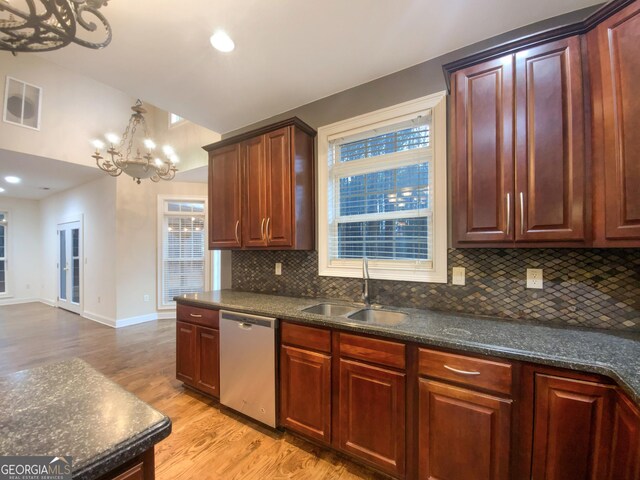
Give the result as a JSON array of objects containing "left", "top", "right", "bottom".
[
  {"left": 92, "top": 100, "right": 179, "bottom": 184},
  {"left": 0, "top": 0, "right": 112, "bottom": 54}
]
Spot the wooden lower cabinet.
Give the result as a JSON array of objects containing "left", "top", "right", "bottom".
[
  {"left": 608, "top": 393, "right": 640, "bottom": 480},
  {"left": 99, "top": 448, "right": 155, "bottom": 480},
  {"left": 337, "top": 358, "right": 406, "bottom": 478},
  {"left": 176, "top": 321, "right": 196, "bottom": 384},
  {"left": 280, "top": 345, "right": 332, "bottom": 445},
  {"left": 530, "top": 373, "right": 616, "bottom": 480},
  {"left": 418, "top": 379, "right": 512, "bottom": 480},
  {"left": 176, "top": 319, "right": 220, "bottom": 398},
  {"left": 195, "top": 326, "right": 220, "bottom": 397}
]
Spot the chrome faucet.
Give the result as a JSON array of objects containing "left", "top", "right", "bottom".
[{"left": 362, "top": 257, "right": 371, "bottom": 308}]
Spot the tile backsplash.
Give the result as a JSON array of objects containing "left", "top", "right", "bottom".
[{"left": 231, "top": 249, "right": 640, "bottom": 331}]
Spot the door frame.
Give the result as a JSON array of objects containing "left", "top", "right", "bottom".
[{"left": 57, "top": 214, "right": 84, "bottom": 315}]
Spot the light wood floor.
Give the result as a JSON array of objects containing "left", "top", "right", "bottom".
[{"left": 0, "top": 302, "right": 385, "bottom": 480}]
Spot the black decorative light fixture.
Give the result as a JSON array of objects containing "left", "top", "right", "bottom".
[
  {"left": 92, "top": 100, "right": 179, "bottom": 184},
  {"left": 0, "top": 0, "right": 112, "bottom": 54}
]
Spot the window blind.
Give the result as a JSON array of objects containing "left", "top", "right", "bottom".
[
  {"left": 0, "top": 212, "right": 6, "bottom": 294},
  {"left": 327, "top": 115, "right": 433, "bottom": 268},
  {"left": 161, "top": 201, "right": 206, "bottom": 306}
]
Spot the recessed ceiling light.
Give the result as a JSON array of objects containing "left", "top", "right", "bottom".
[
  {"left": 5, "top": 176, "right": 21, "bottom": 184},
  {"left": 0, "top": 187, "right": 5, "bottom": 193},
  {"left": 210, "top": 31, "right": 235, "bottom": 52}
]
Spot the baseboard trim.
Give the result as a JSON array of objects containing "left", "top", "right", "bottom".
[
  {"left": 0, "top": 297, "right": 43, "bottom": 306},
  {"left": 82, "top": 310, "right": 176, "bottom": 329},
  {"left": 39, "top": 298, "right": 57, "bottom": 307}
]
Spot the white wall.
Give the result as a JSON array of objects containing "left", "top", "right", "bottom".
[
  {"left": 0, "top": 52, "right": 136, "bottom": 168},
  {"left": 115, "top": 178, "right": 208, "bottom": 322},
  {"left": 40, "top": 176, "right": 117, "bottom": 322},
  {"left": 0, "top": 197, "right": 42, "bottom": 305}
]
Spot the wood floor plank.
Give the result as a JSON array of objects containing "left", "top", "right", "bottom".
[{"left": 0, "top": 303, "right": 387, "bottom": 480}]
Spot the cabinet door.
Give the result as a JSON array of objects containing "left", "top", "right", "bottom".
[
  {"left": 264, "top": 127, "right": 293, "bottom": 247},
  {"left": 452, "top": 56, "right": 515, "bottom": 245},
  {"left": 595, "top": 4, "right": 640, "bottom": 241},
  {"left": 531, "top": 374, "right": 615, "bottom": 480},
  {"left": 280, "top": 345, "right": 331, "bottom": 444},
  {"left": 195, "top": 326, "right": 220, "bottom": 398},
  {"left": 608, "top": 393, "right": 640, "bottom": 480},
  {"left": 418, "top": 379, "right": 511, "bottom": 480},
  {"left": 514, "top": 37, "right": 586, "bottom": 242},
  {"left": 337, "top": 358, "right": 405, "bottom": 477},
  {"left": 242, "top": 136, "right": 268, "bottom": 247},
  {"left": 176, "top": 321, "right": 196, "bottom": 385},
  {"left": 208, "top": 144, "right": 242, "bottom": 248}
]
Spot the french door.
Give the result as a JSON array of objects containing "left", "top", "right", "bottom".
[{"left": 57, "top": 221, "right": 82, "bottom": 314}]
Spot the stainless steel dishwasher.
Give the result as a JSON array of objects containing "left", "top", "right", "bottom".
[{"left": 219, "top": 310, "right": 278, "bottom": 428}]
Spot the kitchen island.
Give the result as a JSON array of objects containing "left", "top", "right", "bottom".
[{"left": 0, "top": 358, "right": 171, "bottom": 480}]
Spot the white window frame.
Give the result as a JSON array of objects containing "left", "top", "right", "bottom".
[
  {"left": 168, "top": 112, "right": 186, "bottom": 128},
  {"left": 317, "top": 92, "right": 448, "bottom": 283},
  {"left": 3, "top": 76, "right": 43, "bottom": 131},
  {"left": 0, "top": 210, "right": 9, "bottom": 297},
  {"left": 157, "top": 195, "right": 210, "bottom": 309}
]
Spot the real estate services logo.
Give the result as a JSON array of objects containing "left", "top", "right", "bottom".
[{"left": 0, "top": 456, "right": 72, "bottom": 480}]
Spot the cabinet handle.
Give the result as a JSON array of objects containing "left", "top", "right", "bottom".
[
  {"left": 260, "top": 218, "right": 266, "bottom": 240},
  {"left": 234, "top": 220, "right": 240, "bottom": 244},
  {"left": 444, "top": 365, "right": 481, "bottom": 376},
  {"left": 189, "top": 313, "right": 202, "bottom": 318},
  {"left": 506, "top": 193, "right": 511, "bottom": 235},
  {"left": 266, "top": 217, "right": 271, "bottom": 243},
  {"left": 519, "top": 192, "right": 525, "bottom": 236}
]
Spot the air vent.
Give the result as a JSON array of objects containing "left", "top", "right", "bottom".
[{"left": 3, "top": 76, "right": 42, "bottom": 130}]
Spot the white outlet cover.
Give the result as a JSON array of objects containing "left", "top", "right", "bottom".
[
  {"left": 452, "top": 267, "right": 466, "bottom": 286},
  {"left": 275, "top": 263, "right": 282, "bottom": 275},
  {"left": 526, "top": 268, "right": 543, "bottom": 289}
]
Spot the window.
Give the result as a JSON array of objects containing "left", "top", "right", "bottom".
[
  {"left": 317, "top": 92, "right": 447, "bottom": 283},
  {"left": 158, "top": 198, "right": 208, "bottom": 308},
  {"left": 0, "top": 212, "right": 6, "bottom": 294},
  {"left": 169, "top": 112, "right": 185, "bottom": 127}
]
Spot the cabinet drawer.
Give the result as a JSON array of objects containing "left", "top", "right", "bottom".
[
  {"left": 177, "top": 304, "right": 219, "bottom": 328},
  {"left": 418, "top": 348, "right": 512, "bottom": 395},
  {"left": 281, "top": 321, "right": 331, "bottom": 353},
  {"left": 339, "top": 333, "right": 405, "bottom": 370},
  {"left": 110, "top": 462, "right": 144, "bottom": 480}
]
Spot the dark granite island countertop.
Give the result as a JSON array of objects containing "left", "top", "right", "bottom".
[
  {"left": 0, "top": 358, "right": 171, "bottom": 479},
  {"left": 176, "top": 290, "right": 640, "bottom": 405}
]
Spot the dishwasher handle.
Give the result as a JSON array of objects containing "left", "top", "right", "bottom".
[
  {"left": 238, "top": 322, "right": 253, "bottom": 330},
  {"left": 220, "top": 310, "right": 277, "bottom": 329}
]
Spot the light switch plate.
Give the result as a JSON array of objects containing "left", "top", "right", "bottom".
[
  {"left": 527, "top": 268, "right": 543, "bottom": 289},
  {"left": 452, "top": 267, "right": 466, "bottom": 286},
  {"left": 275, "top": 263, "right": 282, "bottom": 275}
]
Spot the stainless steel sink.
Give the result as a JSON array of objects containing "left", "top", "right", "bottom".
[
  {"left": 348, "top": 308, "right": 409, "bottom": 326},
  {"left": 302, "top": 303, "right": 357, "bottom": 316}
]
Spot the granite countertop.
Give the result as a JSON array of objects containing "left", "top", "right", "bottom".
[
  {"left": 0, "top": 358, "right": 171, "bottom": 480},
  {"left": 176, "top": 290, "right": 640, "bottom": 405}
]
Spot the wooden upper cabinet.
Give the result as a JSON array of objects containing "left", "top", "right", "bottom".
[
  {"left": 515, "top": 37, "right": 586, "bottom": 242},
  {"left": 265, "top": 128, "right": 293, "bottom": 247},
  {"left": 242, "top": 136, "right": 268, "bottom": 248},
  {"left": 208, "top": 144, "right": 242, "bottom": 249},
  {"left": 452, "top": 56, "right": 515, "bottom": 246},
  {"left": 590, "top": 2, "right": 640, "bottom": 245},
  {"left": 531, "top": 373, "right": 616, "bottom": 480},
  {"left": 204, "top": 118, "right": 315, "bottom": 250}
]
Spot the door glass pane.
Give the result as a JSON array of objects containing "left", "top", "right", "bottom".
[
  {"left": 0, "top": 260, "right": 5, "bottom": 294},
  {"left": 72, "top": 228, "right": 80, "bottom": 304},
  {"left": 59, "top": 230, "right": 66, "bottom": 301}
]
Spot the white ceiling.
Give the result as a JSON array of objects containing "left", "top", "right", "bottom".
[
  {"left": 0, "top": 150, "right": 103, "bottom": 200},
  {"left": 41, "top": 0, "right": 599, "bottom": 134}
]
